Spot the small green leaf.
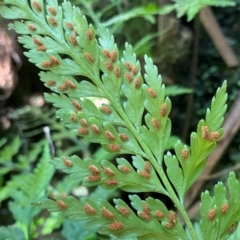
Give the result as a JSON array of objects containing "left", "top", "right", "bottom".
[
  {"left": 173, "top": 0, "right": 236, "bottom": 21},
  {"left": 0, "top": 5, "right": 27, "bottom": 19},
  {"left": 0, "top": 136, "right": 21, "bottom": 163},
  {"left": 44, "top": 93, "right": 80, "bottom": 111},
  {"left": 165, "top": 85, "right": 193, "bottom": 96},
  {"left": 205, "top": 80, "right": 227, "bottom": 131},
  {"left": 121, "top": 43, "right": 144, "bottom": 127},
  {"left": 164, "top": 152, "right": 185, "bottom": 202},
  {"left": 199, "top": 172, "right": 240, "bottom": 239},
  {"left": 0, "top": 225, "right": 25, "bottom": 240}
]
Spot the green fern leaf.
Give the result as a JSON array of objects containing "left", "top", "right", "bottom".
[
  {"left": 199, "top": 172, "right": 240, "bottom": 240},
  {"left": 8, "top": 143, "right": 54, "bottom": 227},
  {"left": 34, "top": 194, "right": 187, "bottom": 240},
  {"left": 205, "top": 80, "right": 227, "bottom": 131},
  {"left": 48, "top": 155, "right": 167, "bottom": 194},
  {"left": 174, "top": 81, "right": 227, "bottom": 193},
  {"left": 173, "top": 0, "right": 236, "bottom": 21},
  {"left": 0, "top": 226, "right": 25, "bottom": 240}
]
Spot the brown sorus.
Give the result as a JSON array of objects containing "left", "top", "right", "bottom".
[
  {"left": 114, "top": 66, "right": 121, "bottom": 78},
  {"left": 37, "top": 45, "right": 47, "bottom": 51},
  {"left": 139, "top": 211, "right": 151, "bottom": 221},
  {"left": 101, "top": 207, "right": 114, "bottom": 219},
  {"left": 78, "top": 127, "right": 89, "bottom": 135},
  {"left": 71, "top": 100, "right": 82, "bottom": 111},
  {"left": 49, "top": 55, "right": 59, "bottom": 65},
  {"left": 87, "top": 175, "right": 101, "bottom": 181},
  {"left": 33, "top": 37, "right": 42, "bottom": 46},
  {"left": 56, "top": 199, "right": 67, "bottom": 210},
  {"left": 41, "top": 60, "right": 51, "bottom": 68},
  {"left": 147, "top": 88, "right": 157, "bottom": 98},
  {"left": 28, "top": 24, "right": 37, "bottom": 31},
  {"left": 108, "top": 221, "right": 124, "bottom": 230},
  {"left": 70, "top": 114, "right": 77, "bottom": 122},
  {"left": 165, "top": 222, "right": 174, "bottom": 229},
  {"left": 88, "top": 165, "right": 100, "bottom": 175},
  {"left": 119, "top": 133, "right": 129, "bottom": 141},
  {"left": 104, "top": 61, "right": 113, "bottom": 71},
  {"left": 202, "top": 126, "right": 209, "bottom": 139},
  {"left": 110, "top": 50, "right": 117, "bottom": 62},
  {"left": 86, "top": 29, "right": 93, "bottom": 40},
  {"left": 102, "top": 49, "right": 110, "bottom": 58},
  {"left": 208, "top": 208, "right": 216, "bottom": 220},
  {"left": 228, "top": 223, "right": 237, "bottom": 233},
  {"left": 49, "top": 17, "right": 57, "bottom": 27},
  {"left": 154, "top": 210, "right": 164, "bottom": 218},
  {"left": 48, "top": 6, "right": 57, "bottom": 15},
  {"left": 65, "top": 79, "right": 76, "bottom": 89},
  {"left": 208, "top": 131, "right": 220, "bottom": 141},
  {"left": 144, "top": 161, "right": 151, "bottom": 173},
  {"left": 46, "top": 80, "right": 56, "bottom": 86},
  {"left": 151, "top": 117, "right": 160, "bottom": 130},
  {"left": 105, "top": 179, "right": 118, "bottom": 186},
  {"left": 57, "top": 84, "right": 68, "bottom": 91},
  {"left": 181, "top": 148, "right": 189, "bottom": 160},
  {"left": 134, "top": 78, "right": 141, "bottom": 89},
  {"left": 32, "top": 1, "right": 42, "bottom": 12},
  {"left": 100, "top": 106, "right": 112, "bottom": 114},
  {"left": 139, "top": 170, "right": 150, "bottom": 179},
  {"left": 69, "top": 35, "right": 78, "bottom": 46},
  {"left": 104, "top": 167, "right": 115, "bottom": 176},
  {"left": 131, "top": 65, "right": 138, "bottom": 75},
  {"left": 63, "top": 158, "right": 73, "bottom": 167},
  {"left": 124, "top": 72, "right": 133, "bottom": 82},
  {"left": 160, "top": 103, "right": 167, "bottom": 117},
  {"left": 119, "top": 166, "right": 130, "bottom": 173},
  {"left": 221, "top": 203, "right": 229, "bottom": 215},
  {"left": 90, "top": 124, "right": 100, "bottom": 134},
  {"left": 118, "top": 206, "right": 130, "bottom": 216},
  {"left": 105, "top": 130, "right": 115, "bottom": 141},
  {"left": 169, "top": 211, "right": 176, "bottom": 224},
  {"left": 84, "top": 203, "right": 96, "bottom": 214},
  {"left": 66, "top": 22, "right": 74, "bottom": 31},
  {"left": 108, "top": 143, "right": 121, "bottom": 152},
  {"left": 84, "top": 52, "right": 94, "bottom": 63},
  {"left": 80, "top": 118, "right": 88, "bottom": 127},
  {"left": 124, "top": 61, "right": 132, "bottom": 71}
]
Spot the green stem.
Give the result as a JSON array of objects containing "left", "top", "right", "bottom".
[{"left": 116, "top": 107, "right": 199, "bottom": 240}]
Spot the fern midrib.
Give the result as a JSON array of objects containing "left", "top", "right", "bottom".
[{"left": 90, "top": 74, "right": 198, "bottom": 240}]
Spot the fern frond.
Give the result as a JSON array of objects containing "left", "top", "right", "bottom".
[
  {"left": 49, "top": 155, "right": 167, "bottom": 195},
  {"left": 173, "top": 81, "right": 227, "bottom": 195},
  {"left": 0, "top": 1, "right": 230, "bottom": 239},
  {"left": 34, "top": 194, "right": 187, "bottom": 240},
  {"left": 200, "top": 172, "right": 240, "bottom": 239},
  {"left": 8, "top": 143, "right": 54, "bottom": 228},
  {"left": 0, "top": 136, "right": 21, "bottom": 163},
  {"left": 172, "top": 0, "right": 236, "bottom": 21}
]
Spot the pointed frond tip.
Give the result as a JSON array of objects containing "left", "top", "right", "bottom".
[{"left": 205, "top": 80, "right": 227, "bottom": 131}]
